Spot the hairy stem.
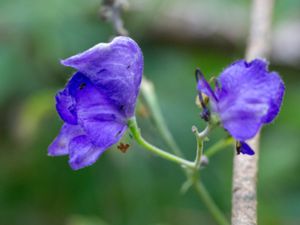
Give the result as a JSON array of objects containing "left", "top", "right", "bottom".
[{"left": 231, "top": 0, "right": 275, "bottom": 225}]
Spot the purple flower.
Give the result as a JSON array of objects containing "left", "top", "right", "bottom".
[
  {"left": 48, "top": 36, "right": 143, "bottom": 170},
  {"left": 197, "top": 59, "right": 285, "bottom": 155}
]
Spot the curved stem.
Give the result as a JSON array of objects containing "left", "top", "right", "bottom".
[
  {"left": 192, "top": 126, "right": 205, "bottom": 170},
  {"left": 129, "top": 115, "right": 230, "bottom": 225},
  {"left": 194, "top": 137, "right": 203, "bottom": 170},
  {"left": 128, "top": 117, "right": 195, "bottom": 169},
  {"left": 194, "top": 181, "right": 230, "bottom": 225},
  {"left": 141, "top": 79, "right": 183, "bottom": 157},
  {"left": 139, "top": 79, "right": 231, "bottom": 225},
  {"left": 197, "top": 125, "right": 212, "bottom": 139},
  {"left": 205, "top": 137, "right": 234, "bottom": 158}
]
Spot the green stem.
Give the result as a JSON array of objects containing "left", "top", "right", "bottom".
[
  {"left": 205, "top": 137, "right": 234, "bottom": 158},
  {"left": 129, "top": 117, "right": 230, "bottom": 225},
  {"left": 141, "top": 79, "right": 183, "bottom": 157},
  {"left": 128, "top": 117, "right": 195, "bottom": 169},
  {"left": 192, "top": 126, "right": 204, "bottom": 170},
  {"left": 194, "top": 181, "right": 230, "bottom": 225},
  {"left": 194, "top": 139, "right": 203, "bottom": 169},
  {"left": 138, "top": 80, "right": 230, "bottom": 225}
]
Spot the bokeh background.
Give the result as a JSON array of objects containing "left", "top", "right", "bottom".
[{"left": 0, "top": 0, "right": 300, "bottom": 225}]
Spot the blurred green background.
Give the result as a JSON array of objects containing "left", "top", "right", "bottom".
[{"left": 0, "top": 0, "right": 300, "bottom": 225}]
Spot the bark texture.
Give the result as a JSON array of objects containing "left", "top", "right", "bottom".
[{"left": 231, "top": 0, "right": 275, "bottom": 225}]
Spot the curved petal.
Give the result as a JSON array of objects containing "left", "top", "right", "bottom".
[
  {"left": 196, "top": 71, "right": 218, "bottom": 101},
  {"left": 68, "top": 135, "right": 106, "bottom": 170},
  {"left": 261, "top": 72, "right": 285, "bottom": 123},
  {"left": 48, "top": 124, "right": 83, "bottom": 156},
  {"left": 239, "top": 142, "right": 255, "bottom": 155},
  {"left": 221, "top": 107, "right": 262, "bottom": 141},
  {"left": 55, "top": 88, "right": 77, "bottom": 125},
  {"left": 67, "top": 71, "right": 90, "bottom": 97},
  {"left": 61, "top": 36, "right": 143, "bottom": 117},
  {"left": 216, "top": 59, "right": 285, "bottom": 140},
  {"left": 71, "top": 73, "right": 127, "bottom": 147}
]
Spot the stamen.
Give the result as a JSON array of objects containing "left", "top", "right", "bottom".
[
  {"left": 235, "top": 141, "right": 255, "bottom": 155},
  {"left": 201, "top": 107, "right": 210, "bottom": 122},
  {"left": 197, "top": 89, "right": 206, "bottom": 109},
  {"left": 198, "top": 88, "right": 211, "bottom": 122},
  {"left": 236, "top": 141, "right": 241, "bottom": 154},
  {"left": 195, "top": 69, "right": 211, "bottom": 122},
  {"left": 209, "top": 76, "right": 221, "bottom": 92},
  {"left": 195, "top": 68, "right": 205, "bottom": 82},
  {"left": 195, "top": 68, "right": 218, "bottom": 102},
  {"left": 214, "top": 79, "right": 221, "bottom": 91}
]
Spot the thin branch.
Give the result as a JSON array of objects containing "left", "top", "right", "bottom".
[
  {"left": 231, "top": 0, "right": 275, "bottom": 225},
  {"left": 140, "top": 79, "right": 183, "bottom": 157},
  {"left": 99, "top": 0, "right": 129, "bottom": 36},
  {"left": 141, "top": 78, "right": 230, "bottom": 225}
]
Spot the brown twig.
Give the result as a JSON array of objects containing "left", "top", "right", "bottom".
[{"left": 231, "top": 0, "right": 275, "bottom": 225}]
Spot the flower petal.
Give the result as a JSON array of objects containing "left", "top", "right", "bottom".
[
  {"left": 261, "top": 72, "right": 285, "bottom": 123},
  {"left": 215, "top": 59, "right": 284, "bottom": 140},
  {"left": 72, "top": 73, "right": 127, "bottom": 147},
  {"left": 196, "top": 71, "right": 218, "bottom": 102},
  {"left": 55, "top": 72, "right": 92, "bottom": 124},
  {"left": 55, "top": 86, "right": 77, "bottom": 125},
  {"left": 61, "top": 36, "right": 143, "bottom": 117},
  {"left": 221, "top": 107, "right": 262, "bottom": 141},
  {"left": 48, "top": 124, "right": 83, "bottom": 156},
  {"left": 239, "top": 142, "right": 255, "bottom": 155},
  {"left": 68, "top": 135, "right": 106, "bottom": 170}
]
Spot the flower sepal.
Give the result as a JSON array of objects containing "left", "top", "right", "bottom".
[{"left": 236, "top": 141, "right": 255, "bottom": 155}]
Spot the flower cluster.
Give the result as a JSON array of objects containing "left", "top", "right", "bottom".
[
  {"left": 197, "top": 59, "right": 285, "bottom": 155},
  {"left": 48, "top": 37, "right": 143, "bottom": 170},
  {"left": 49, "top": 35, "right": 285, "bottom": 170}
]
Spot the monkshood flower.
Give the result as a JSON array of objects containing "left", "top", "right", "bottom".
[
  {"left": 48, "top": 36, "right": 143, "bottom": 170},
  {"left": 197, "top": 59, "right": 284, "bottom": 155}
]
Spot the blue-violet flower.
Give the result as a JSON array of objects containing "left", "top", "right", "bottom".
[
  {"left": 197, "top": 59, "right": 285, "bottom": 155},
  {"left": 48, "top": 36, "right": 143, "bottom": 170}
]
